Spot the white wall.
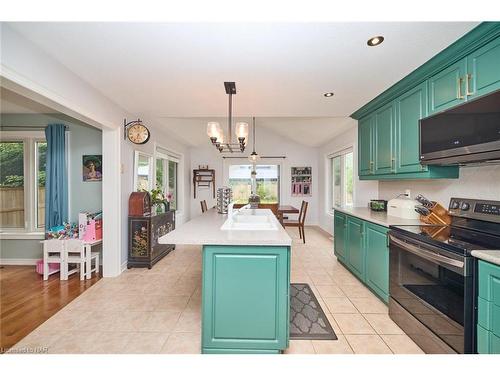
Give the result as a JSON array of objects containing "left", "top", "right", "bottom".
[
  {"left": 119, "top": 124, "right": 191, "bottom": 269},
  {"left": 317, "top": 124, "right": 378, "bottom": 234},
  {"left": 378, "top": 164, "right": 500, "bottom": 207},
  {"left": 189, "top": 124, "right": 320, "bottom": 225}
]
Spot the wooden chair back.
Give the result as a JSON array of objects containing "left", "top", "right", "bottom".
[
  {"left": 200, "top": 200, "right": 208, "bottom": 213},
  {"left": 298, "top": 200, "right": 308, "bottom": 225}
]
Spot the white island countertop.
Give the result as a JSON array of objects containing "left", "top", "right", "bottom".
[
  {"left": 471, "top": 250, "right": 500, "bottom": 267},
  {"left": 158, "top": 208, "right": 292, "bottom": 246},
  {"left": 334, "top": 206, "right": 423, "bottom": 227}
]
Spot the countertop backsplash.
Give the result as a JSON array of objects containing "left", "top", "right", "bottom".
[{"left": 378, "top": 164, "right": 500, "bottom": 207}]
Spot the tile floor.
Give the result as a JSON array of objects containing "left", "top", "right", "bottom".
[{"left": 9, "top": 226, "right": 423, "bottom": 354}]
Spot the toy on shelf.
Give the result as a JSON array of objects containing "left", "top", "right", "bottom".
[
  {"left": 78, "top": 211, "right": 102, "bottom": 241},
  {"left": 46, "top": 222, "right": 79, "bottom": 239}
]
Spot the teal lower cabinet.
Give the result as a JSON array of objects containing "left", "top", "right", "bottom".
[
  {"left": 346, "top": 216, "right": 365, "bottom": 280},
  {"left": 333, "top": 211, "right": 389, "bottom": 304},
  {"left": 201, "top": 245, "right": 290, "bottom": 354},
  {"left": 333, "top": 211, "right": 347, "bottom": 262},
  {"left": 477, "top": 260, "right": 500, "bottom": 354},
  {"left": 364, "top": 223, "right": 389, "bottom": 303}
]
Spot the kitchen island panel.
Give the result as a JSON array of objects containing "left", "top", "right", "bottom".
[{"left": 202, "top": 245, "right": 290, "bottom": 354}]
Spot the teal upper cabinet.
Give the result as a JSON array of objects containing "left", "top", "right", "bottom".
[
  {"left": 358, "top": 83, "right": 458, "bottom": 180},
  {"left": 346, "top": 216, "right": 365, "bottom": 280},
  {"left": 395, "top": 82, "right": 428, "bottom": 174},
  {"left": 352, "top": 23, "right": 500, "bottom": 181},
  {"left": 333, "top": 211, "right": 347, "bottom": 262},
  {"left": 373, "top": 103, "right": 395, "bottom": 175},
  {"left": 358, "top": 115, "right": 374, "bottom": 176},
  {"left": 429, "top": 58, "right": 467, "bottom": 115},
  {"left": 467, "top": 36, "right": 500, "bottom": 99},
  {"left": 364, "top": 223, "right": 389, "bottom": 303}
]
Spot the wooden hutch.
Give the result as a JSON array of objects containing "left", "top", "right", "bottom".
[{"left": 127, "top": 192, "right": 175, "bottom": 269}]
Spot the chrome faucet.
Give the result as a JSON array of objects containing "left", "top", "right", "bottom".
[{"left": 227, "top": 203, "right": 251, "bottom": 220}]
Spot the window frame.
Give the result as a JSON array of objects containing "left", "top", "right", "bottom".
[
  {"left": 328, "top": 146, "right": 354, "bottom": 211},
  {"left": 0, "top": 131, "right": 46, "bottom": 238},
  {"left": 133, "top": 150, "right": 154, "bottom": 192},
  {"left": 223, "top": 159, "right": 283, "bottom": 204},
  {"left": 153, "top": 144, "right": 183, "bottom": 217}
]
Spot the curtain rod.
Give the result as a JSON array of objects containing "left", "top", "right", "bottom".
[
  {"left": 0, "top": 125, "right": 69, "bottom": 131},
  {"left": 222, "top": 156, "right": 286, "bottom": 159}
]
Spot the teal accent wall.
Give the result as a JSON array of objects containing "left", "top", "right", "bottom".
[
  {"left": 1, "top": 113, "right": 102, "bottom": 260},
  {"left": 0, "top": 239, "right": 42, "bottom": 259}
]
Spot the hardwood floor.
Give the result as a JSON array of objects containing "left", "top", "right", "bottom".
[{"left": 0, "top": 265, "right": 101, "bottom": 352}]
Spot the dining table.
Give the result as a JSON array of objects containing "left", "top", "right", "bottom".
[{"left": 277, "top": 205, "right": 300, "bottom": 225}]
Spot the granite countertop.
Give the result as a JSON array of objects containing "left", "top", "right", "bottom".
[
  {"left": 471, "top": 250, "right": 500, "bottom": 267},
  {"left": 333, "top": 206, "right": 423, "bottom": 227},
  {"left": 158, "top": 208, "right": 292, "bottom": 246}
]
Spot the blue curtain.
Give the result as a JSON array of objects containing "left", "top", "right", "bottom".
[{"left": 45, "top": 124, "right": 68, "bottom": 230}]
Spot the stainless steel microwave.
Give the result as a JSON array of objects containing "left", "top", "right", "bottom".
[{"left": 419, "top": 90, "right": 500, "bottom": 165}]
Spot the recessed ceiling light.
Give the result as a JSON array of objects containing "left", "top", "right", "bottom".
[
  {"left": 324, "top": 92, "right": 334, "bottom": 97},
  {"left": 367, "top": 36, "right": 384, "bottom": 46}
]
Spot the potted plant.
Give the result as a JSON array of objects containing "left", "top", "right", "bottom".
[{"left": 149, "top": 187, "right": 166, "bottom": 214}]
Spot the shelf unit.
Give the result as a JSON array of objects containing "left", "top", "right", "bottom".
[
  {"left": 291, "top": 167, "right": 312, "bottom": 197},
  {"left": 193, "top": 169, "right": 216, "bottom": 199}
]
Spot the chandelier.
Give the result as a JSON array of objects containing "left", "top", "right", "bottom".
[{"left": 207, "top": 82, "right": 248, "bottom": 153}]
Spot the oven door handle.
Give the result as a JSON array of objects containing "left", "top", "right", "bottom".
[{"left": 389, "top": 235, "right": 465, "bottom": 271}]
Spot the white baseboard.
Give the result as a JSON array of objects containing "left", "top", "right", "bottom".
[{"left": 0, "top": 258, "right": 39, "bottom": 266}]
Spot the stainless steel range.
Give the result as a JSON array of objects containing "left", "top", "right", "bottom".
[{"left": 388, "top": 198, "right": 500, "bottom": 354}]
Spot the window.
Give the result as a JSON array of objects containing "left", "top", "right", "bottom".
[
  {"left": 0, "top": 134, "right": 47, "bottom": 232},
  {"left": 330, "top": 148, "right": 353, "bottom": 209},
  {"left": 155, "top": 149, "right": 180, "bottom": 211},
  {"left": 228, "top": 164, "right": 280, "bottom": 204},
  {"left": 168, "top": 160, "right": 178, "bottom": 210},
  {"left": 134, "top": 151, "right": 153, "bottom": 192}
]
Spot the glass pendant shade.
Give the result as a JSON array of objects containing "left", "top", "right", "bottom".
[
  {"left": 217, "top": 131, "right": 224, "bottom": 143},
  {"left": 235, "top": 122, "right": 249, "bottom": 139},
  {"left": 207, "top": 122, "right": 221, "bottom": 139},
  {"left": 248, "top": 151, "right": 260, "bottom": 163}
]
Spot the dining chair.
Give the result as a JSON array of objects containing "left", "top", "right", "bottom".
[
  {"left": 42, "top": 240, "right": 65, "bottom": 281},
  {"left": 283, "top": 200, "right": 309, "bottom": 243},
  {"left": 200, "top": 200, "right": 208, "bottom": 213}
]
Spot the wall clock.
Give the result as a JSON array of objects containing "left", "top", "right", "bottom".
[{"left": 124, "top": 119, "right": 150, "bottom": 145}]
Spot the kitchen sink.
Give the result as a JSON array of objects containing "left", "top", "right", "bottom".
[{"left": 220, "top": 210, "right": 278, "bottom": 231}]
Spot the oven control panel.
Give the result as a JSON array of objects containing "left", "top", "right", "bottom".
[{"left": 449, "top": 198, "right": 500, "bottom": 223}]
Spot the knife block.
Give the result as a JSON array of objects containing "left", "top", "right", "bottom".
[{"left": 420, "top": 202, "right": 452, "bottom": 225}]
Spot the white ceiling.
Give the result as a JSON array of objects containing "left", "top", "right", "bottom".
[
  {"left": 6, "top": 22, "right": 479, "bottom": 145},
  {"left": 0, "top": 87, "right": 57, "bottom": 114}
]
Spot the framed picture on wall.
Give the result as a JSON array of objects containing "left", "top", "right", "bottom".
[{"left": 82, "top": 155, "right": 102, "bottom": 182}]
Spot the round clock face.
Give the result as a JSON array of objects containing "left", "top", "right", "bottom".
[{"left": 127, "top": 123, "right": 150, "bottom": 144}]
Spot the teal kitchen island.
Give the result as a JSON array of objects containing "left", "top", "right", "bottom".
[{"left": 159, "top": 208, "right": 292, "bottom": 354}]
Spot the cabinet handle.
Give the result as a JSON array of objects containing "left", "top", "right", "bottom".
[
  {"left": 466, "top": 73, "right": 474, "bottom": 96},
  {"left": 457, "top": 77, "right": 465, "bottom": 99},
  {"left": 370, "top": 161, "right": 374, "bottom": 174},
  {"left": 391, "top": 157, "right": 396, "bottom": 173}
]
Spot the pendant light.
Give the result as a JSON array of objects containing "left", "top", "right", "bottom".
[
  {"left": 207, "top": 82, "right": 248, "bottom": 153},
  {"left": 248, "top": 117, "right": 260, "bottom": 163}
]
